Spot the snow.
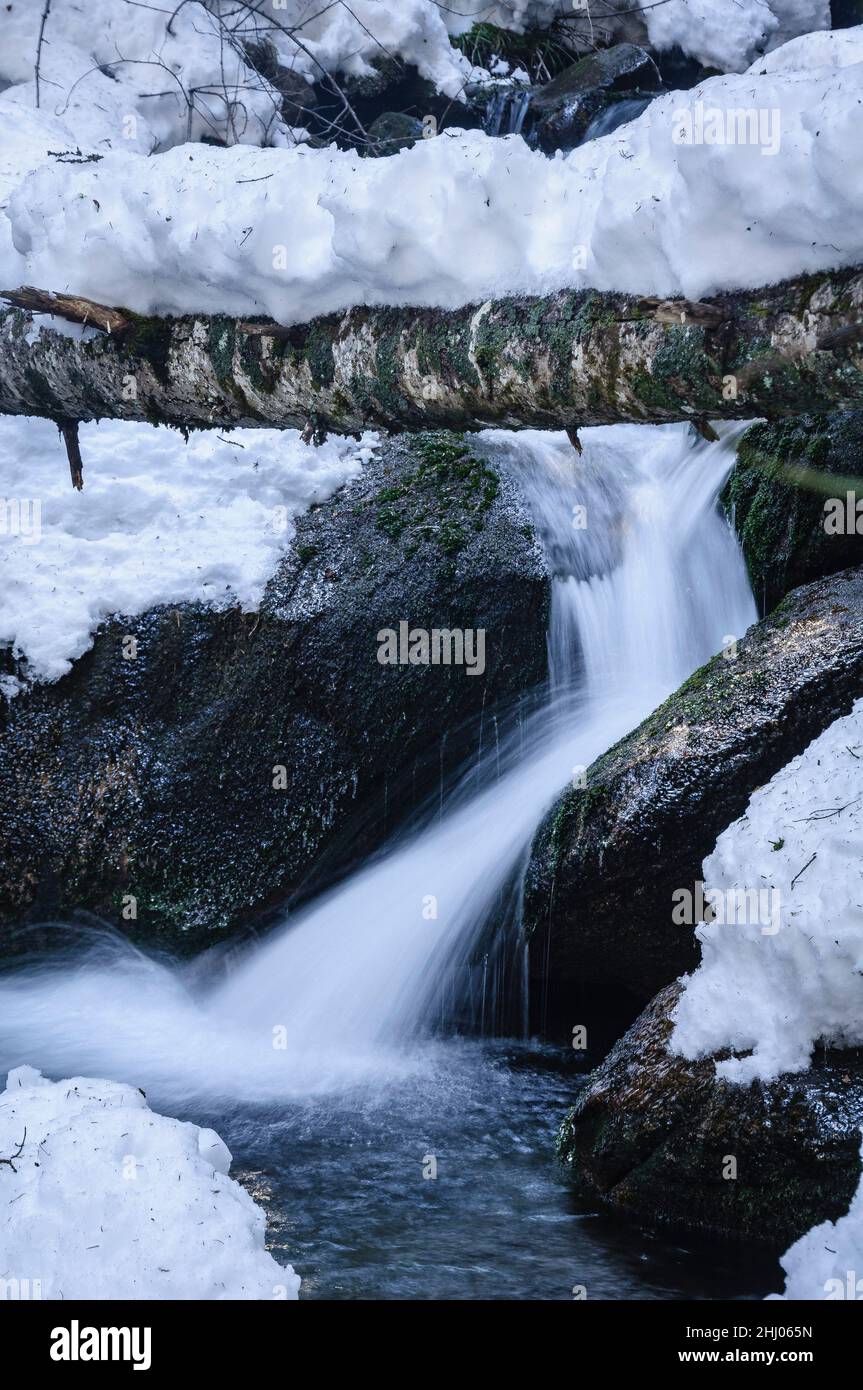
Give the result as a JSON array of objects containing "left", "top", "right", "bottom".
[
  {"left": 636, "top": 0, "right": 830, "bottom": 74},
  {"left": 0, "top": 0, "right": 308, "bottom": 284},
  {"left": 237, "top": 0, "right": 828, "bottom": 88},
  {"left": 751, "top": 22, "right": 863, "bottom": 73},
  {"left": 769, "top": 1133, "right": 863, "bottom": 1300},
  {"left": 0, "top": 415, "right": 374, "bottom": 684},
  {"left": 0, "top": 104, "right": 80, "bottom": 289},
  {"left": 5, "top": 26, "right": 860, "bottom": 319},
  {"left": 670, "top": 698, "right": 863, "bottom": 1084},
  {"left": 0, "top": 0, "right": 830, "bottom": 195},
  {"left": 0, "top": 1065, "right": 299, "bottom": 1299},
  {"left": 0, "top": 0, "right": 292, "bottom": 154},
  {"left": 255, "top": 0, "right": 482, "bottom": 102}
]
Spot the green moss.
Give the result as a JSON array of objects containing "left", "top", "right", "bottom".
[
  {"left": 372, "top": 431, "right": 501, "bottom": 554},
  {"left": 201, "top": 316, "right": 253, "bottom": 413},
  {"left": 439, "top": 521, "right": 466, "bottom": 555},
  {"left": 475, "top": 291, "right": 611, "bottom": 404},
  {"left": 207, "top": 316, "right": 236, "bottom": 386},
  {"left": 304, "top": 323, "right": 336, "bottom": 388},
  {"left": 238, "top": 331, "right": 279, "bottom": 394},
  {"left": 376, "top": 505, "right": 406, "bottom": 541},
  {"left": 632, "top": 328, "right": 715, "bottom": 414},
  {"left": 722, "top": 413, "right": 863, "bottom": 612},
  {"left": 343, "top": 309, "right": 425, "bottom": 423},
  {"left": 451, "top": 22, "right": 575, "bottom": 80},
  {"left": 119, "top": 311, "right": 175, "bottom": 387}
]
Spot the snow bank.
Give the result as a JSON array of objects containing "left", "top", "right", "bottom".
[
  {"left": 770, "top": 1133, "right": 863, "bottom": 1300},
  {"left": 0, "top": 0, "right": 291, "bottom": 155},
  {"left": 670, "top": 698, "right": 863, "bottom": 1083},
  {"left": 0, "top": 1065, "right": 299, "bottom": 1299},
  {"left": 225, "top": 0, "right": 827, "bottom": 90},
  {"left": 0, "top": 0, "right": 829, "bottom": 188},
  {"left": 752, "top": 22, "right": 863, "bottom": 73},
  {"left": 0, "top": 416, "right": 374, "bottom": 685},
  {"left": 257, "top": 0, "right": 481, "bottom": 102},
  {"left": 0, "top": 1, "right": 309, "bottom": 284},
  {"left": 636, "top": 0, "right": 829, "bottom": 74},
  {"left": 7, "top": 30, "right": 861, "bottom": 317}
]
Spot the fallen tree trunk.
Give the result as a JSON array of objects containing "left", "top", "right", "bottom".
[{"left": 1, "top": 266, "right": 863, "bottom": 437}]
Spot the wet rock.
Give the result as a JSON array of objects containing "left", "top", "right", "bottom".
[
  {"left": 533, "top": 42, "right": 661, "bottom": 105},
  {"left": 724, "top": 412, "right": 863, "bottom": 616},
  {"left": 530, "top": 44, "right": 660, "bottom": 152},
  {"left": 833, "top": 0, "right": 863, "bottom": 28},
  {"left": 0, "top": 433, "right": 548, "bottom": 951},
  {"left": 524, "top": 565, "right": 863, "bottom": 1001},
  {"left": 341, "top": 57, "right": 404, "bottom": 103},
  {"left": 367, "top": 112, "right": 424, "bottom": 155},
  {"left": 558, "top": 982, "right": 863, "bottom": 1247}
]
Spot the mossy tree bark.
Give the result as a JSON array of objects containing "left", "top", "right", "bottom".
[{"left": 1, "top": 266, "right": 863, "bottom": 436}]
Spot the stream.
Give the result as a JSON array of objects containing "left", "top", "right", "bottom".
[{"left": 0, "top": 423, "right": 767, "bottom": 1298}]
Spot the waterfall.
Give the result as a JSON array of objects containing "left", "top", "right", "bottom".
[
  {"left": 581, "top": 96, "right": 654, "bottom": 144},
  {"left": 0, "top": 424, "right": 756, "bottom": 1104},
  {"left": 483, "top": 88, "right": 533, "bottom": 139}
]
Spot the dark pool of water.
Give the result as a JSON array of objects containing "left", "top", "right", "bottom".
[{"left": 195, "top": 1040, "right": 782, "bottom": 1301}]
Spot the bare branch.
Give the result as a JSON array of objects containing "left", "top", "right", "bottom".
[
  {"left": 60, "top": 420, "right": 85, "bottom": 490},
  {"left": 0, "top": 1129, "right": 27, "bottom": 1173},
  {"left": 35, "top": 0, "right": 54, "bottom": 110},
  {"left": 0, "top": 287, "right": 131, "bottom": 336}
]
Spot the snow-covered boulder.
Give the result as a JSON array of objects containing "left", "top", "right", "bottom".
[
  {"left": 558, "top": 980, "right": 863, "bottom": 1248},
  {"left": 556, "top": 692, "right": 863, "bottom": 1246},
  {"left": 0, "top": 1066, "right": 299, "bottom": 1299},
  {"left": 633, "top": 0, "right": 830, "bottom": 74},
  {"left": 0, "top": 430, "right": 548, "bottom": 945},
  {"left": 671, "top": 698, "right": 863, "bottom": 1081}
]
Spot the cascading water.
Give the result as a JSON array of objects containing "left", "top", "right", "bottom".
[
  {"left": 580, "top": 95, "right": 654, "bottom": 143},
  {"left": 483, "top": 87, "right": 534, "bottom": 139},
  {"left": 0, "top": 423, "right": 756, "bottom": 1107}
]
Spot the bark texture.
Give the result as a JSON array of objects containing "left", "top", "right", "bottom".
[{"left": 1, "top": 265, "right": 863, "bottom": 436}]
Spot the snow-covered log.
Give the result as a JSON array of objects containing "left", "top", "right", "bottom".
[{"left": 1, "top": 266, "right": 863, "bottom": 437}]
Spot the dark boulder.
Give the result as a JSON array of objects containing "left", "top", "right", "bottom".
[
  {"left": 532, "top": 43, "right": 661, "bottom": 107},
  {"left": 0, "top": 433, "right": 548, "bottom": 950},
  {"left": 367, "top": 112, "right": 424, "bottom": 155},
  {"left": 558, "top": 982, "right": 863, "bottom": 1247},
  {"left": 724, "top": 411, "right": 863, "bottom": 616},
  {"left": 524, "top": 565, "right": 863, "bottom": 1002},
  {"left": 244, "top": 40, "right": 319, "bottom": 127},
  {"left": 833, "top": 0, "right": 863, "bottom": 28}
]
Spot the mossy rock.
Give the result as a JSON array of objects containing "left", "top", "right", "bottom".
[
  {"left": 723, "top": 411, "right": 863, "bottom": 615},
  {"left": 0, "top": 434, "right": 548, "bottom": 952},
  {"left": 524, "top": 565, "right": 863, "bottom": 1003},
  {"left": 366, "top": 112, "right": 424, "bottom": 155}
]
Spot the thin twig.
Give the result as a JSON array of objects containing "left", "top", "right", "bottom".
[
  {"left": 35, "top": 1, "right": 54, "bottom": 110},
  {"left": 0, "top": 1130, "right": 26, "bottom": 1173},
  {"left": 790, "top": 853, "right": 817, "bottom": 890},
  {"left": 794, "top": 799, "right": 861, "bottom": 823}
]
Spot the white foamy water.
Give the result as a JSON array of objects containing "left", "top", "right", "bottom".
[{"left": 0, "top": 424, "right": 756, "bottom": 1104}]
